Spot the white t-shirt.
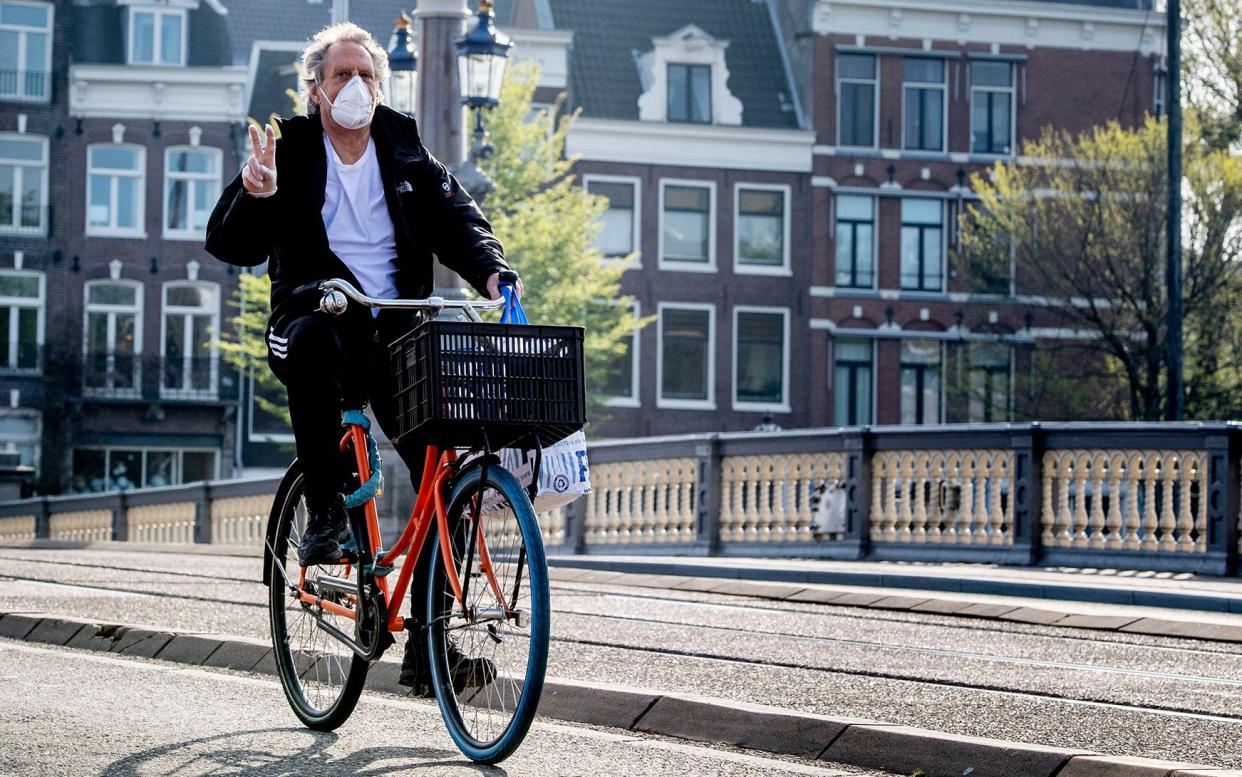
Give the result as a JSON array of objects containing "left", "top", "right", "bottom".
[{"left": 321, "top": 136, "right": 398, "bottom": 313}]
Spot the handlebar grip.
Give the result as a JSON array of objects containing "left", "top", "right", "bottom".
[{"left": 498, "top": 270, "right": 519, "bottom": 284}]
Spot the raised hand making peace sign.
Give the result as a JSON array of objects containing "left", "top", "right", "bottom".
[{"left": 242, "top": 123, "right": 277, "bottom": 196}]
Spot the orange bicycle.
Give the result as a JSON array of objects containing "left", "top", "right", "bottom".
[{"left": 261, "top": 275, "right": 584, "bottom": 764}]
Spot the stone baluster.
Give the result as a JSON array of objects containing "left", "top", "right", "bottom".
[
  {"left": 1141, "top": 453, "right": 1161, "bottom": 551},
  {"left": 1088, "top": 452, "right": 1108, "bottom": 549}
]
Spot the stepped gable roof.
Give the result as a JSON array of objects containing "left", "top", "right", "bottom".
[{"left": 543, "top": 0, "right": 799, "bottom": 129}]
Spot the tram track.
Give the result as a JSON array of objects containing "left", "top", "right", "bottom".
[
  {"left": 5, "top": 562, "right": 1242, "bottom": 725},
  {"left": 4, "top": 551, "right": 1241, "bottom": 661}
]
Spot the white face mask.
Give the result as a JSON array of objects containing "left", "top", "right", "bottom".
[{"left": 320, "top": 74, "right": 375, "bottom": 130}]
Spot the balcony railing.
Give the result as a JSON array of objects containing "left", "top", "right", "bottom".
[
  {"left": 0, "top": 69, "right": 50, "bottom": 102},
  {"left": 0, "top": 204, "right": 49, "bottom": 237},
  {"left": 2, "top": 423, "right": 1239, "bottom": 576},
  {"left": 81, "top": 353, "right": 237, "bottom": 402}
]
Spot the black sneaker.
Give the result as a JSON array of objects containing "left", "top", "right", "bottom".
[
  {"left": 298, "top": 493, "right": 348, "bottom": 567},
  {"left": 398, "top": 629, "right": 496, "bottom": 696}
]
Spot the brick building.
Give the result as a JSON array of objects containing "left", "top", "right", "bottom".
[
  {"left": 529, "top": 0, "right": 1164, "bottom": 436},
  {"left": 0, "top": 0, "right": 1165, "bottom": 491}
]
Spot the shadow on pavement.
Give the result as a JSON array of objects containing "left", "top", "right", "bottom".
[{"left": 101, "top": 726, "right": 507, "bottom": 776}]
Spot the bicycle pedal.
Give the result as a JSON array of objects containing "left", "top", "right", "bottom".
[{"left": 366, "top": 560, "right": 395, "bottom": 577}]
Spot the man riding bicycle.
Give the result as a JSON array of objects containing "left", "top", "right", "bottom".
[{"left": 205, "top": 22, "right": 513, "bottom": 693}]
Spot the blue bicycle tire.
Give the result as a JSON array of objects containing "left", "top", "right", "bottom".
[{"left": 425, "top": 465, "right": 550, "bottom": 764}]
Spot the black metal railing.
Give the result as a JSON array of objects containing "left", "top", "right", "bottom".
[
  {"left": 0, "top": 204, "right": 48, "bottom": 237},
  {"left": 81, "top": 353, "right": 239, "bottom": 402},
  {"left": 0, "top": 70, "right": 50, "bottom": 101}
]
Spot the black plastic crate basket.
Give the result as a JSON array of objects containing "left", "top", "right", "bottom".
[{"left": 389, "top": 320, "right": 586, "bottom": 450}]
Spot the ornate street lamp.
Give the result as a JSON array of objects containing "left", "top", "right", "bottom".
[
  {"left": 452, "top": 0, "right": 513, "bottom": 202},
  {"left": 386, "top": 12, "right": 418, "bottom": 114}
]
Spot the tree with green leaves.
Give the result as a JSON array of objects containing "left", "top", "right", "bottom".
[
  {"left": 957, "top": 117, "right": 1242, "bottom": 421},
  {"left": 217, "top": 61, "right": 646, "bottom": 434}
]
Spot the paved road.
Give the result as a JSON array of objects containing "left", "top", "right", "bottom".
[
  {"left": 0, "top": 641, "right": 879, "bottom": 776},
  {"left": 1, "top": 546, "right": 1241, "bottom": 767}
]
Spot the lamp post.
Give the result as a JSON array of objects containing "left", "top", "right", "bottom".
[
  {"left": 451, "top": 0, "right": 513, "bottom": 204},
  {"left": 386, "top": 12, "right": 418, "bottom": 114}
]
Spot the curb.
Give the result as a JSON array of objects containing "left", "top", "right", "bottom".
[
  {"left": 547, "top": 563, "right": 1242, "bottom": 645},
  {"left": 2, "top": 610, "right": 1238, "bottom": 777},
  {"left": 546, "top": 557, "right": 1242, "bottom": 615}
]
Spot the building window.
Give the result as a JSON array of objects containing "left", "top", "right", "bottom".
[
  {"left": 971, "top": 61, "right": 1014, "bottom": 155},
  {"left": 603, "top": 300, "right": 640, "bottom": 406},
  {"left": 900, "top": 199, "right": 944, "bottom": 292},
  {"left": 968, "top": 342, "right": 1011, "bottom": 422},
  {"left": 0, "top": 409, "right": 39, "bottom": 469},
  {"left": 72, "top": 447, "right": 217, "bottom": 493},
  {"left": 83, "top": 281, "right": 142, "bottom": 396},
  {"left": 658, "top": 304, "right": 714, "bottom": 407},
  {"left": 903, "top": 58, "right": 946, "bottom": 152},
  {"left": 833, "top": 338, "right": 872, "bottom": 426},
  {"left": 248, "top": 377, "right": 292, "bottom": 443},
  {"left": 162, "top": 282, "right": 219, "bottom": 399},
  {"left": 837, "top": 54, "right": 877, "bottom": 148},
  {"left": 585, "top": 177, "right": 640, "bottom": 263},
  {"left": 900, "top": 340, "right": 942, "bottom": 425},
  {"left": 735, "top": 186, "right": 788, "bottom": 272},
  {"left": 1153, "top": 67, "right": 1168, "bottom": 118},
  {"left": 87, "top": 145, "right": 145, "bottom": 237},
  {"left": 835, "top": 195, "right": 874, "bottom": 288},
  {"left": 128, "top": 7, "right": 185, "bottom": 66},
  {"left": 0, "top": 1, "right": 51, "bottom": 101},
  {"left": 667, "top": 63, "right": 711, "bottom": 124},
  {"left": 734, "top": 308, "right": 787, "bottom": 410},
  {"left": 660, "top": 181, "right": 714, "bottom": 268},
  {"left": 0, "top": 134, "right": 47, "bottom": 235},
  {"left": 164, "top": 147, "right": 220, "bottom": 239},
  {"left": 0, "top": 271, "right": 42, "bottom": 371}
]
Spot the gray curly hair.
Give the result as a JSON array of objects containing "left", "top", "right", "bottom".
[{"left": 299, "top": 22, "right": 390, "bottom": 115}]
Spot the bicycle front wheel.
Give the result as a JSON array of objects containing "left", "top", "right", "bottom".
[
  {"left": 267, "top": 463, "right": 369, "bottom": 730},
  {"left": 426, "top": 465, "right": 550, "bottom": 764}
]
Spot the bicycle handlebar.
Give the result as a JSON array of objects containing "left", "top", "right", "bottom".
[{"left": 312, "top": 274, "right": 516, "bottom": 317}]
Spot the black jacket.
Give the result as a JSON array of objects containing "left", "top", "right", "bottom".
[{"left": 204, "top": 105, "right": 508, "bottom": 318}]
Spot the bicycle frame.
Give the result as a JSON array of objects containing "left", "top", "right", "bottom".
[{"left": 293, "top": 423, "right": 512, "bottom": 635}]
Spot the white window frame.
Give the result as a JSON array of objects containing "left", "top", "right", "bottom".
[
  {"left": 159, "top": 280, "right": 220, "bottom": 400},
  {"left": 603, "top": 300, "right": 641, "bottom": 408},
  {"left": 0, "top": 0, "right": 53, "bottom": 102},
  {"left": 833, "top": 194, "right": 877, "bottom": 290},
  {"left": 899, "top": 338, "right": 945, "bottom": 426},
  {"left": 830, "top": 336, "right": 876, "bottom": 427},
  {"left": 901, "top": 58, "right": 949, "bottom": 154},
  {"left": 0, "top": 407, "right": 39, "bottom": 470},
  {"left": 0, "top": 269, "right": 43, "bottom": 371},
  {"left": 583, "top": 173, "right": 642, "bottom": 269},
  {"left": 86, "top": 144, "right": 147, "bottom": 238},
  {"left": 900, "top": 197, "right": 947, "bottom": 293},
  {"left": 73, "top": 445, "right": 218, "bottom": 492},
  {"left": 126, "top": 6, "right": 187, "bottom": 67},
  {"left": 82, "top": 279, "right": 144, "bottom": 397},
  {"left": 733, "top": 182, "right": 791, "bottom": 276},
  {"left": 658, "top": 178, "right": 717, "bottom": 272},
  {"left": 162, "top": 146, "right": 221, "bottom": 241},
  {"left": 0, "top": 132, "right": 48, "bottom": 236},
  {"left": 835, "top": 53, "right": 879, "bottom": 150},
  {"left": 969, "top": 61, "right": 1017, "bottom": 158},
  {"left": 732, "top": 305, "right": 789, "bottom": 413},
  {"left": 656, "top": 301, "right": 716, "bottom": 410}
]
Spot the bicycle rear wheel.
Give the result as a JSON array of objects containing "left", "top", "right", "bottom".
[
  {"left": 267, "top": 463, "right": 369, "bottom": 730},
  {"left": 426, "top": 465, "right": 550, "bottom": 764}
]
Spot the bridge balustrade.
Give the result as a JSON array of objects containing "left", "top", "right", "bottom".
[{"left": 0, "top": 423, "right": 1237, "bottom": 574}]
